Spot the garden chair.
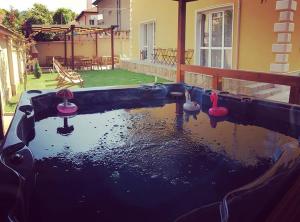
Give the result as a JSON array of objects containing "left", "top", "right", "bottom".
[
  {"left": 156, "top": 48, "right": 164, "bottom": 64},
  {"left": 53, "top": 58, "right": 84, "bottom": 88},
  {"left": 161, "top": 49, "right": 168, "bottom": 65},
  {"left": 164, "top": 48, "right": 175, "bottom": 66},
  {"left": 185, "top": 49, "right": 194, "bottom": 65},
  {"left": 168, "top": 49, "right": 177, "bottom": 66},
  {"left": 92, "top": 56, "right": 103, "bottom": 70}
]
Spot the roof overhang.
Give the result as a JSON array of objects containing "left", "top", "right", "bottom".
[
  {"left": 0, "top": 24, "right": 24, "bottom": 40},
  {"left": 75, "top": 10, "right": 98, "bottom": 21},
  {"left": 92, "top": 0, "right": 103, "bottom": 6}
]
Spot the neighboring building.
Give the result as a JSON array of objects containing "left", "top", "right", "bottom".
[
  {"left": 0, "top": 24, "right": 25, "bottom": 111},
  {"left": 75, "top": 7, "right": 99, "bottom": 26},
  {"left": 128, "top": 0, "right": 300, "bottom": 73},
  {"left": 93, "top": 0, "right": 130, "bottom": 31}
]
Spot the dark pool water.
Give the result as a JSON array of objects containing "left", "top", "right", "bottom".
[{"left": 27, "top": 102, "right": 296, "bottom": 222}]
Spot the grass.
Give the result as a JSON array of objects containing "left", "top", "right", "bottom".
[{"left": 5, "top": 69, "right": 170, "bottom": 113}]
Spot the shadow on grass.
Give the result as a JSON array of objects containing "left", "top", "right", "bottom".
[
  {"left": 45, "top": 79, "right": 57, "bottom": 82},
  {"left": 45, "top": 83, "right": 58, "bottom": 87}
]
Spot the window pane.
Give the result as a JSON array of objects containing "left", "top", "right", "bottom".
[
  {"left": 224, "top": 49, "right": 232, "bottom": 69},
  {"left": 201, "top": 14, "right": 209, "bottom": 47},
  {"left": 200, "top": 49, "right": 208, "bottom": 66},
  {"left": 211, "top": 50, "right": 222, "bottom": 68},
  {"left": 211, "top": 12, "right": 223, "bottom": 47},
  {"left": 224, "top": 10, "right": 233, "bottom": 47}
]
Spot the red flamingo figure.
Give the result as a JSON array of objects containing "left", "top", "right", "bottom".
[{"left": 209, "top": 91, "right": 228, "bottom": 117}]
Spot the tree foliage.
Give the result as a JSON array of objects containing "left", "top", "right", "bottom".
[
  {"left": 23, "top": 3, "right": 53, "bottom": 25},
  {"left": 53, "top": 8, "right": 76, "bottom": 24},
  {"left": 1, "top": 7, "right": 23, "bottom": 32},
  {"left": 33, "top": 61, "right": 42, "bottom": 79}
]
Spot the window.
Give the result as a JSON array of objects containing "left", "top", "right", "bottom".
[
  {"left": 140, "top": 21, "right": 156, "bottom": 60},
  {"left": 197, "top": 8, "right": 233, "bottom": 68},
  {"left": 89, "top": 19, "right": 95, "bottom": 25}
]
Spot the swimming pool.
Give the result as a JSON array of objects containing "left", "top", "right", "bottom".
[{"left": 1, "top": 84, "right": 300, "bottom": 222}]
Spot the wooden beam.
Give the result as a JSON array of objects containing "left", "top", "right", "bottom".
[
  {"left": 111, "top": 26, "right": 115, "bottom": 70},
  {"left": 64, "top": 32, "right": 67, "bottom": 66},
  {"left": 181, "top": 65, "right": 300, "bottom": 86},
  {"left": 176, "top": 0, "right": 186, "bottom": 83},
  {"left": 71, "top": 25, "right": 75, "bottom": 70}
]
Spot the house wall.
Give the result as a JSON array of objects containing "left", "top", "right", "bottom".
[
  {"left": 289, "top": 6, "right": 300, "bottom": 72},
  {"left": 77, "top": 12, "right": 99, "bottom": 26},
  {"left": 0, "top": 38, "right": 12, "bottom": 105},
  {"left": 0, "top": 27, "right": 25, "bottom": 113},
  {"left": 130, "top": 0, "right": 299, "bottom": 73},
  {"left": 36, "top": 36, "right": 130, "bottom": 66},
  {"left": 96, "top": 0, "right": 130, "bottom": 30}
]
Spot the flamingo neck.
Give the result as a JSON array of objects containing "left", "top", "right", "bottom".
[{"left": 185, "top": 91, "right": 191, "bottom": 103}]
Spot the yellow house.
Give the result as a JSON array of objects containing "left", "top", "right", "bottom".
[{"left": 129, "top": 0, "right": 299, "bottom": 73}]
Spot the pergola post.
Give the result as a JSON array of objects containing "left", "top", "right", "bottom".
[
  {"left": 96, "top": 33, "right": 98, "bottom": 57},
  {"left": 64, "top": 32, "right": 67, "bottom": 66},
  {"left": 71, "top": 25, "right": 75, "bottom": 70},
  {"left": 110, "top": 26, "right": 115, "bottom": 70},
  {"left": 176, "top": 0, "right": 187, "bottom": 83}
]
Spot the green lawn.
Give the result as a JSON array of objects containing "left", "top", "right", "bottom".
[{"left": 5, "top": 69, "right": 170, "bottom": 113}]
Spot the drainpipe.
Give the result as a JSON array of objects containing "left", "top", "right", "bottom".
[
  {"left": 235, "top": 0, "right": 241, "bottom": 70},
  {"left": 116, "top": 0, "right": 120, "bottom": 29},
  {"left": 118, "top": 0, "right": 122, "bottom": 30}
]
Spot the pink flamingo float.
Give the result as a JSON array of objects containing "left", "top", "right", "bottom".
[
  {"left": 209, "top": 91, "right": 228, "bottom": 117},
  {"left": 56, "top": 89, "right": 78, "bottom": 114}
]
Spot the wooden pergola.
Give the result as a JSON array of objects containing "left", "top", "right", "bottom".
[
  {"left": 175, "top": 0, "right": 300, "bottom": 105},
  {"left": 30, "top": 24, "right": 117, "bottom": 70}
]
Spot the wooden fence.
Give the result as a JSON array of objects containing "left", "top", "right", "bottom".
[{"left": 180, "top": 64, "right": 300, "bottom": 104}]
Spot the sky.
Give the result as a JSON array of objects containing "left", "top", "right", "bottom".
[{"left": 0, "top": 0, "right": 87, "bottom": 13}]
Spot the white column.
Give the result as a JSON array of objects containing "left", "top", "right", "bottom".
[{"left": 6, "top": 38, "right": 17, "bottom": 96}]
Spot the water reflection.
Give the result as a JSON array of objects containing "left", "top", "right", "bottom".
[
  {"left": 175, "top": 102, "right": 184, "bottom": 131},
  {"left": 57, "top": 117, "right": 74, "bottom": 136},
  {"left": 30, "top": 103, "right": 297, "bottom": 168}
]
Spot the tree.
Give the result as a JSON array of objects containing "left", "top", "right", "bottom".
[
  {"left": 22, "top": 4, "right": 53, "bottom": 41},
  {"left": 1, "top": 7, "right": 23, "bottom": 33},
  {"left": 53, "top": 8, "right": 76, "bottom": 24},
  {"left": 23, "top": 3, "right": 52, "bottom": 25},
  {"left": 33, "top": 61, "right": 42, "bottom": 79},
  {"left": 0, "top": 9, "right": 6, "bottom": 23}
]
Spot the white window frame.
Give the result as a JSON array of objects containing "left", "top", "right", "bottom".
[
  {"left": 195, "top": 6, "right": 234, "bottom": 68},
  {"left": 139, "top": 20, "right": 156, "bottom": 60}
]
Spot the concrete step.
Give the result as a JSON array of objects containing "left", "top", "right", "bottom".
[
  {"left": 243, "top": 83, "right": 275, "bottom": 95},
  {"left": 253, "top": 87, "right": 282, "bottom": 99}
]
